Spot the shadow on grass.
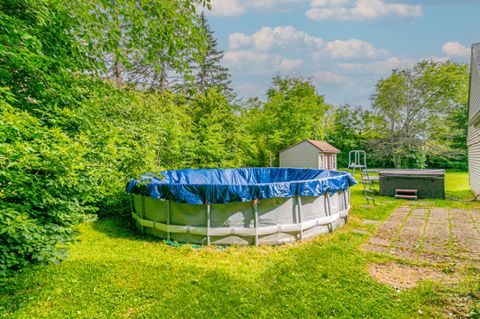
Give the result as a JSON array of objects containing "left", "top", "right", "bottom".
[
  {"left": 91, "top": 214, "right": 211, "bottom": 249},
  {"left": 91, "top": 214, "right": 165, "bottom": 244}
]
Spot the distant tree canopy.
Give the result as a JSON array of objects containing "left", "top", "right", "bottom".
[
  {"left": 325, "top": 104, "right": 376, "bottom": 168},
  {"left": 243, "top": 76, "right": 332, "bottom": 166},
  {"left": 70, "top": 0, "right": 211, "bottom": 89},
  {"left": 370, "top": 61, "right": 469, "bottom": 169},
  {"left": 0, "top": 0, "right": 470, "bottom": 276}
]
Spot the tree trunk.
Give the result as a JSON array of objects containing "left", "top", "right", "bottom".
[{"left": 114, "top": 57, "right": 122, "bottom": 88}]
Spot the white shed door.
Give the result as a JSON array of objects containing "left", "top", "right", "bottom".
[{"left": 318, "top": 153, "right": 324, "bottom": 169}]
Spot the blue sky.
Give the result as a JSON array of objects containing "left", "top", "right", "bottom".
[{"left": 205, "top": 0, "right": 480, "bottom": 107}]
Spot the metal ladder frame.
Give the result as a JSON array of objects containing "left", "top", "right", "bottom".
[
  {"left": 348, "top": 150, "right": 367, "bottom": 174},
  {"left": 349, "top": 150, "right": 376, "bottom": 206}
]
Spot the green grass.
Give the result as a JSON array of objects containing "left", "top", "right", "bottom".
[{"left": 1, "top": 172, "right": 479, "bottom": 318}]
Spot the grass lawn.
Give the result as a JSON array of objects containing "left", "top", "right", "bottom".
[{"left": 1, "top": 171, "right": 479, "bottom": 318}]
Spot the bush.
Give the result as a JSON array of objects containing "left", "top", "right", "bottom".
[{"left": 0, "top": 91, "right": 95, "bottom": 274}]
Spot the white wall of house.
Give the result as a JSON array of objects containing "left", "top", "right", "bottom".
[
  {"left": 280, "top": 141, "right": 320, "bottom": 168},
  {"left": 468, "top": 43, "right": 480, "bottom": 195}
]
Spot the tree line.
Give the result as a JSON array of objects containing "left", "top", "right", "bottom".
[{"left": 0, "top": 0, "right": 469, "bottom": 275}]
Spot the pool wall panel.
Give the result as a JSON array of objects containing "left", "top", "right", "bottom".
[{"left": 133, "top": 189, "right": 350, "bottom": 245}]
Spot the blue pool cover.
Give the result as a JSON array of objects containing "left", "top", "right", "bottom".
[{"left": 126, "top": 168, "right": 357, "bottom": 204}]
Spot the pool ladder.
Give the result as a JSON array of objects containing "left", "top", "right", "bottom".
[{"left": 349, "top": 150, "right": 376, "bottom": 206}]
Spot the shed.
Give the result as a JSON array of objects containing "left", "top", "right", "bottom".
[
  {"left": 468, "top": 43, "right": 480, "bottom": 196},
  {"left": 279, "top": 140, "right": 340, "bottom": 170}
]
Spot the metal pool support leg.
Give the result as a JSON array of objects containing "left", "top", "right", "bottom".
[
  {"left": 325, "top": 193, "right": 332, "bottom": 232},
  {"left": 130, "top": 194, "right": 135, "bottom": 220},
  {"left": 342, "top": 191, "right": 348, "bottom": 222},
  {"left": 206, "top": 202, "right": 211, "bottom": 245},
  {"left": 130, "top": 194, "right": 134, "bottom": 214},
  {"left": 297, "top": 195, "right": 303, "bottom": 241},
  {"left": 140, "top": 196, "right": 145, "bottom": 233},
  {"left": 166, "top": 200, "right": 171, "bottom": 241},
  {"left": 131, "top": 194, "right": 138, "bottom": 231},
  {"left": 253, "top": 199, "right": 259, "bottom": 246}
]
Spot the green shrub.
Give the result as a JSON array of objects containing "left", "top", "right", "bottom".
[{"left": 0, "top": 92, "right": 95, "bottom": 274}]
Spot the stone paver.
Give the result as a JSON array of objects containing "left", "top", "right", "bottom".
[
  {"left": 363, "top": 206, "right": 480, "bottom": 266},
  {"left": 423, "top": 208, "right": 450, "bottom": 255},
  {"left": 362, "top": 220, "right": 381, "bottom": 225}
]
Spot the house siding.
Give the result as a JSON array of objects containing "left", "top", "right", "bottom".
[
  {"left": 280, "top": 141, "right": 320, "bottom": 168},
  {"left": 468, "top": 43, "right": 480, "bottom": 195}
]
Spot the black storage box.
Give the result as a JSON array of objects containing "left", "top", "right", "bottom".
[{"left": 379, "top": 169, "right": 445, "bottom": 199}]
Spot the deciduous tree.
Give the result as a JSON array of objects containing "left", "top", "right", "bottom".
[{"left": 370, "top": 60, "right": 469, "bottom": 168}]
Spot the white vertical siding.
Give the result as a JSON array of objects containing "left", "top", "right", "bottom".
[
  {"left": 280, "top": 141, "right": 320, "bottom": 168},
  {"left": 469, "top": 142, "right": 480, "bottom": 194},
  {"left": 468, "top": 43, "right": 480, "bottom": 195}
]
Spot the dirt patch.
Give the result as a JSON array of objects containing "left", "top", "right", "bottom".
[
  {"left": 368, "top": 262, "right": 457, "bottom": 289},
  {"left": 443, "top": 296, "right": 474, "bottom": 319},
  {"left": 362, "top": 243, "right": 388, "bottom": 254}
]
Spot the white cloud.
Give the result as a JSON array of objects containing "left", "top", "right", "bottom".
[
  {"left": 223, "top": 50, "right": 282, "bottom": 70},
  {"left": 278, "top": 59, "right": 304, "bottom": 72},
  {"left": 306, "top": 0, "right": 422, "bottom": 21},
  {"left": 246, "top": 0, "right": 303, "bottom": 10},
  {"left": 339, "top": 56, "right": 449, "bottom": 74},
  {"left": 441, "top": 42, "right": 470, "bottom": 58},
  {"left": 210, "top": 0, "right": 246, "bottom": 16},
  {"left": 313, "top": 70, "right": 343, "bottom": 85},
  {"left": 229, "top": 26, "right": 323, "bottom": 51},
  {"left": 209, "top": 0, "right": 302, "bottom": 16},
  {"left": 310, "top": 0, "right": 351, "bottom": 6},
  {"left": 339, "top": 57, "right": 415, "bottom": 74},
  {"left": 224, "top": 51, "right": 304, "bottom": 74},
  {"left": 315, "top": 39, "right": 388, "bottom": 59},
  {"left": 228, "top": 33, "right": 252, "bottom": 50},
  {"left": 231, "top": 26, "right": 386, "bottom": 62}
]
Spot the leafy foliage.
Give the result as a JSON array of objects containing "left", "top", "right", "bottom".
[
  {"left": 243, "top": 76, "right": 332, "bottom": 166},
  {"left": 70, "top": 0, "right": 210, "bottom": 87},
  {"left": 0, "top": 0, "right": 213, "bottom": 275},
  {"left": 0, "top": 89, "right": 91, "bottom": 273},
  {"left": 325, "top": 104, "right": 376, "bottom": 168},
  {"left": 369, "top": 61, "right": 469, "bottom": 168}
]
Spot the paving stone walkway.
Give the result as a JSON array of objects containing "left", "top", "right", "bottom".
[{"left": 363, "top": 207, "right": 480, "bottom": 265}]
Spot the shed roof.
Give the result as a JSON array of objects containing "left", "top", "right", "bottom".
[{"left": 280, "top": 139, "right": 340, "bottom": 154}]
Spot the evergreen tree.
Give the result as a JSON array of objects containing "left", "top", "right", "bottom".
[{"left": 182, "top": 12, "right": 234, "bottom": 99}]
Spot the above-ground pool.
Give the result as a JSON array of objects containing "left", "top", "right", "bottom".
[{"left": 126, "top": 168, "right": 357, "bottom": 245}]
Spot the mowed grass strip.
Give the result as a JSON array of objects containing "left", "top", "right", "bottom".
[{"left": 1, "top": 172, "right": 479, "bottom": 318}]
